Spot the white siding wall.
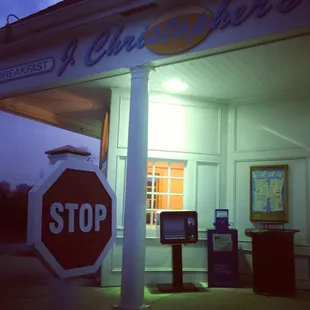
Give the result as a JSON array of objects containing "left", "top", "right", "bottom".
[
  {"left": 104, "top": 89, "right": 310, "bottom": 289},
  {"left": 226, "top": 96, "right": 310, "bottom": 289},
  {"left": 103, "top": 88, "right": 228, "bottom": 286}
]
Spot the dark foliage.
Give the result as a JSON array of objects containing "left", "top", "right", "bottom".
[{"left": 0, "top": 180, "right": 32, "bottom": 243}]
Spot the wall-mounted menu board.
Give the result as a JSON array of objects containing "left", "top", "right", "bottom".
[{"left": 250, "top": 165, "right": 289, "bottom": 222}]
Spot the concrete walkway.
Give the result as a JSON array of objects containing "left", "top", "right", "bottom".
[
  {"left": 1, "top": 254, "right": 310, "bottom": 310},
  {"left": 2, "top": 284, "right": 310, "bottom": 310}
]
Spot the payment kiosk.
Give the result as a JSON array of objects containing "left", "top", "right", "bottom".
[
  {"left": 157, "top": 210, "right": 199, "bottom": 293},
  {"left": 207, "top": 209, "right": 239, "bottom": 287}
]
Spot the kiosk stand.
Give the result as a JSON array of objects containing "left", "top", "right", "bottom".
[
  {"left": 245, "top": 226, "right": 299, "bottom": 297},
  {"left": 167, "top": 243, "right": 194, "bottom": 292},
  {"left": 157, "top": 211, "right": 199, "bottom": 293},
  {"left": 207, "top": 209, "right": 239, "bottom": 287}
]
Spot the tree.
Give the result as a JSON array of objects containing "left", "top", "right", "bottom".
[
  {"left": 0, "top": 180, "right": 11, "bottom": 197},
  {"left": 14, "top": 183, "right": 33, "bottom": 195}
]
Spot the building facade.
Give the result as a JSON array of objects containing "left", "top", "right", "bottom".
[{"left": 1, "top": 0, "right": 310, "bottom": 289}]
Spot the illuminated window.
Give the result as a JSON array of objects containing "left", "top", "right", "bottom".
[{"left": 146, "top": 161, "right": 185, "bottom": 227}]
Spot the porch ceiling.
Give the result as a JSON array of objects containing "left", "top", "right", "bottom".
[
  {"left": 88, "top": 34, "right": 310, "bottom": 100},
  {"left": 0, "top": 34, "right": 309, "bottom": 139},
  {"left": 0, "top": 85, "right": 110, "bottom": 139}
]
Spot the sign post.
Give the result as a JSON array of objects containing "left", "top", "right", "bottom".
[{"left": 27, "top": 146, "right": 116, "bottom": 309}]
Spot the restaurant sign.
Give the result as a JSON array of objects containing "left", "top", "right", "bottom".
[
  {"left": 144, "top": 0, "right": 303, "bottom": 55},
  {"left": 0, "top": 58, "right": 55, "bottom": 84},
  {"left": 59, "top": 0, "right": 302, "bottom": 76},
  {"left": 0, "top": 0, "right": 303, "bottom": 82}
]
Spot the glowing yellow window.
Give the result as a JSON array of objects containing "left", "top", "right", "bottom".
[{"left": 146, "top": 161, "right": 185, "bottom": 227}]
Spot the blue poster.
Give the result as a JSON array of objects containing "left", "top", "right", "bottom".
[{"left": 251, "top": 167, "right": 286, "bottom": 213}]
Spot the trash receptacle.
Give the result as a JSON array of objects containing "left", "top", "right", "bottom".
[{"left": 245, "top": 229, "right": 299, "bottom": 297}]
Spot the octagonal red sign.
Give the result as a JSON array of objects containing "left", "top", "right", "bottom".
[
  {"left": 42, "top": 168, "right": 112, "bottom": 270},
  {"left": 29, "top": 160, "right": 116, "bottom": 278}
]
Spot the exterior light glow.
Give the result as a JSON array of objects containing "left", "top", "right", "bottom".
[{"left": 162, "top": 78, "right": 188, "bottom": 91}]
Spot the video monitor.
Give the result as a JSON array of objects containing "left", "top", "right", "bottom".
[{"left": 159, "top": 211, "right": 198, "bottom": 245}]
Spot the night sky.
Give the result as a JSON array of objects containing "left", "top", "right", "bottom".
[
  {"left": 0, "top": 0, "right": 62, "bottom": 26},
  {"left": 0, "top": 112, "right": 100, "bottom": 186},
  {"left": 0, "top": 0, "right": 100, "bottom": 187}
]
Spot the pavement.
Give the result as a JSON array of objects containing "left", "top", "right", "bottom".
[{"left": 0, "top": 252, "right": 310, "bottom": 310}]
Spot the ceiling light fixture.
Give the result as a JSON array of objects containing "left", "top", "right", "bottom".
[{"left": 162, "top": 78, "right": 189, "bottom": 92}]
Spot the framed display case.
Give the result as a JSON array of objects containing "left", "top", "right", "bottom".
[{"left": 250, "top": 165, "right": 289, "bottom": 222}]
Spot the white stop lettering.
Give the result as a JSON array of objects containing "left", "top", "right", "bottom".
[{"left": 49, "top": 202, "right": 107, "bottom": 234}]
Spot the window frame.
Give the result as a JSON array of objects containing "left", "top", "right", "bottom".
[{"left": 146, "top": 159, "right": 186, "bottom": 228}]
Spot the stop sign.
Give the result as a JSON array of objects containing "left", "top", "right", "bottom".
[{"left": 28, "top": 159, "right": 116, "bottom": 279}]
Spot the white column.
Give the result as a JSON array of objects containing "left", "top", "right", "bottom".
[
  {"left": 48, "top": 276, "right": 78, "bottom": 310},
  {"left": 114, "top": 65, "right": 150, "bottom": 310}
]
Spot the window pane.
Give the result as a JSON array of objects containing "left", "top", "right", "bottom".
[
  {"left": 154, "top": 194, "right": 168, "bottom": 209},
  {"left": 146, "top": 198, "right": 152, "bottom": 209},
  {"left": 147, "top": 161, "right": 153, "bottom": 175},
  {"left": 170, "top": 179, "right": 184, "bottom": 194},
  {"left": 146, "top": 210, "right": 152, "bottom": 225},
  {"left": 155, "top": 162, "right": 169, "bottom": 177},
  {"left": 145, "top": 160, "right": 185, "bottom": 227},
  {"left": 146, "top": 176, "right": 154, "bottom": 193},
  {"left": 155, "top": 177, "right": 168, "bottom": 194},
  {"left": 146, "top": 210, "right": 157, "bottom": 226},
  {"left": 146, "top": 176, "right": 152, "bottom": 185},
  {"left": 170, "top": 195, "right": 183, "bottom": 210},
  {"left": 171, "top": 162, "right": 184, "bottom": 178}
]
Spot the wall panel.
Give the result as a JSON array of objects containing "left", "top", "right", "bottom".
[
  {"left": 235, "top": 99, "right": 310, "bottom": 152},
  {"left": 118, "top": 97, "right": 222, "bottom": 155},
  {"left": 227, "top": 97, "right": 310, "bottom": 290},
  {"left": 195, "top": 162, "right": 220, "bottom": 230}
]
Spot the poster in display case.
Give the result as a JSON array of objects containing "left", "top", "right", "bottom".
[{"left": 250, "top": 165, "right": 289, "bottom": 222}]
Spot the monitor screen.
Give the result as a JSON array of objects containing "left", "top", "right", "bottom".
[
  {"left": 162, "top": 217, "right": 185, "bottom": 240},
  {"left": 159, "top": 211, "right": 198, "bottom": 245}
]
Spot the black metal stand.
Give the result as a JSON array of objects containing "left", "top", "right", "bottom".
[{"left": 157, "top": 244, "right": 199, "bottom": 293}]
